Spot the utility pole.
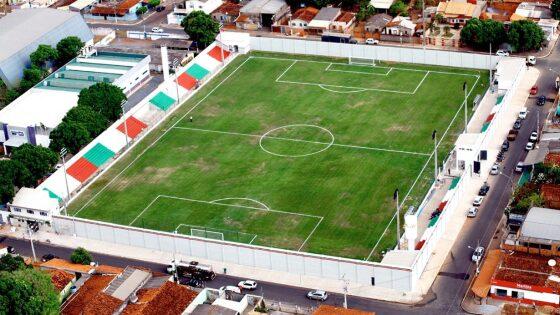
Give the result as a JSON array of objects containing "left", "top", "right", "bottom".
[
  {"left": 432, "top": 130, "right": 438, "bottom": 181},
  {"left": 394, "top": 188, "right": 400, "bottom": 249},
  {"left": 28, "top": 227, "right": 37, "bottom": 262},
  {"left": 463, "top": 82, "right": 468, "bottom": 133},
  {"left": 341, "top": 275, "right": 349, "bottom": 309},
  {"left": 60, "top": 148, "right": 70, "bottom": 216},
  {"left": 489, "top": 43, "right": 493, "bottom": 93}
]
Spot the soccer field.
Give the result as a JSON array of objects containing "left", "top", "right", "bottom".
[{"left": 69, "top": 52, "right": 488, "bottom": 261}]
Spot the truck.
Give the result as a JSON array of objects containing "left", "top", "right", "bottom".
[
  {"left": 507, "top": 129, "right": 518, "bottom": 141},
  {"left": 321, "top": 32, "right": 355, "bottom": 44},
  {"left": 167, "top": 260, "right": 216, "bottom": 281}
]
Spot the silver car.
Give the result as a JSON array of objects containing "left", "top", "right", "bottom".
[{"left": 307, "top": 290, "right": 328, "bottom": 301}]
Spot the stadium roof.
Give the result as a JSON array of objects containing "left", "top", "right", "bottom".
[
  {"left": 0, "top": 9, "right": 81, "bottom": 62},
  {"left": 520, "top": 207, "right": 560, "bottom": 242}
]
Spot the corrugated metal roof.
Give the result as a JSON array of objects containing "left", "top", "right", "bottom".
[
  {"left": 521, "top": 207, "right": 560, "bottom": 241},
  {"left": 240, "top": 0, "right": 286, "bottom": 15}
]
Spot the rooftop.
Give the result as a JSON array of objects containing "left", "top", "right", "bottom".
[
  {"left": 520, "top": 207, "right": 560, "bottom": 242},
  {"left": 0, "top": 8, "right": 82, "bottom": 62},
  {"left": 312, "top": 7, "right": 340, "bottom": 21},
  {"left": 40, "top": 258, "right": 94, "bottom": 274},
  {"left": 61, "top": 275, "right": 117, "bottom": 315},
  {"left": 335, "top": 11, "right": 355, "bottom": 23},
  {"left": 212, "top": 1, "right": 242, "bottom": 15},
  {"left": 541, "top": 184, "right": 560, "bottom": 207},
  {"left": 121, "top": 281, "right": 198, "bottom": 315},
  {"left": 369, "top": 0, "right": 396, "bottom": 9},
  {"left": 314, "top": 305, "right": 375, "bottom": 315},
  {"left": 545, "top": 152, "right": 560, "bottom": 166},
  {"left": 9, "top": 187, "right": 59, "bottom": 212},
  {"left": 240, "top": 0, "right": 286, "bottom": 15},
  {"left": 493, "top": 251, "right": 560, "bottom": 294},
  {"left": 437, "top": 1, "right": 478, "bottom": 17},
  {"left": 365, "top": 13, "right": 392, "bottom": 27},
  {"left": 515, "top": 1, "right": 552, "bottom": 19},
  {"left": 48, "top": 269, "right": 75, "bottom": 292},
  {"left": 291, "top": 7, "right": 319, "bottom": 23},
  {"left": 91, "top": 0, "right": 141, "bottom": 15}
]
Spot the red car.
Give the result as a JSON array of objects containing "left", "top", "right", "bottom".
[{"left": 530, "top": 85, "right": 538, "bottom": 95}]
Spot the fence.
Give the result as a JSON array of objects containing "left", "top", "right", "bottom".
[{"left": 250, "top": 37, "right": 501, "bottom": 70}]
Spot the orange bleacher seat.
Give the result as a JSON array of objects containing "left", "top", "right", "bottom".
[
  {"left": 117, "top": 116, "right": 148, "bottom": 139},
  {"left": 177, "top": 73, "right": 197, "bottom": 90},
  {"left": 66, "top": 157, "right": 98, "bottom": 183},
  {"left": 208, "top": 46, "right": 230, "bottom": 62}
]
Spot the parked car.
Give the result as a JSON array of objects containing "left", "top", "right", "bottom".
[
  {"left": 513, "top": 119, "right": 522, "bottom": 130},
  {"left": 518, "top": 107, "right": 528, "bottom": 119},
  {"left": 537, "top": 95, "right": 546, "bottom": 106},
  {"left": 490, "top": 163, "right": 499, "bottom": 175},
  {"left": 41, "top": 253, "right": 58, "bottom": 262},
  {"left": 471, "top": 246, "right": 485, "bottom": 263},
  {"left": 219, "top": 286, "right": 241, "bottom": 294},
  {"left": 478, "top": 182, "right": 490, "bottom": 195},
  {"left": 530, "top": 85, "right": 538, "bottom": 95},
  {"left": 467, "top": 207, "right": 478, "bottom": 218},
  {"left": 525, "top": 142, "right": 534, "bottom": 151},
  {"left": 501, "top": 140, "right": 509, "bottom": 151},
  {"left": 473, "top": 196, "right": 484, "bottom": 206},
  {"left": 180, "top": 277, "right": 204, "bottom": 288},
  {"left": 365, "top": 38, "right": 379, "bottom": 45},
  {"left": 529, "top": 131, "right": 538, "bottom": 142},
  {"left": 155, "top": 5, "right": 165, "bottom": 11},
  {"left": 7, "top": 246, "right": 15, "bottom": 254},
  {"left": 526, "top": 55, "right": 536, "bottom": 66},
  {"left": 151, "top": 27, "right": 164, "bottom": 33},
  {"left": 515, "top": 162, "right": 524, "bottom": 173},
  {"left": 507, "top": 129, "right": 518, "bottom": 141},
  {"left": 307, "top": 290, "right": 328, "bottom": 301},
  {"left": 496, "top": 152, "right": 504, "bottom": 162},
  {"left": 238, "top": 280, "right": 258, "bottom": 290},
  {"left": 496, "top": 50, "right": 509, "bottom": 57}
]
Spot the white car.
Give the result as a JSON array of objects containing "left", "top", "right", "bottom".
[
  {"left": 238, "top": 280, "right": 257, "bottom": 290},
  {"left": 467, "top": 207, "right": 478, "bottom": 218},
  {"left": 471, "top": 246, "right": 485, "bottom": 263},
  {"left": 515, "top": 162, "right": 524, "bottom": 173},
  {"left": 518, "top": 107, "right": 528, "bottom": 119},
  {"left": 526, "top": 55, "right": 536, "bottom": 66},
  {"left": 151, "top": 27, "right": 164, "bottom": 33},
  {"left": 365, "top": 38, "right": 379, "bottom": 45},
  {"left": 219, "top": 286, "right": 241, "bottom": 294},
  {"left": 490, "top": 163, "right": 499, "bottom": 175},
  {"left": 307, "top": 290, "right": 328, "bottom": 301},
  {"left": 473, "top": 196, "right": 484, "bottom": 206},
  {"left": 525, "top": 142, "right": 534, "bottom": 151},
  {"left": 529, "top": 131, "right": 538, "bottom": 142},
  {"left": 496, "top": 50, "right": 510, "bottom": 57}
]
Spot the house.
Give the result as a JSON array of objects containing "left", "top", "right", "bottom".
[
  {"left": 288, "top": 7, "right": 319, "bottom": 30},
  {"left": 365, "top": 13, "right": 392, "bottom": 33},
  {"left": 538, "top": 18, "right": 559, "bottom": 40},
  {"left": 40, "top": 258, "right": 95, "bottom": 275},
  {"left": 370, "top": 0, "right": 396, "bottom": 10},
  {"left": 86, "top": 0, "right": 144, "bottom": 21},
  {"left": 236, "top": 0, "right": 289, "bottom": 29},
  {"left": 385, "top": 16, "right": 417, "bottom": 36},
  {"left": 512, "top": 2, "right": 552, "bottom": 20},
  {"left": 331, "top": 11, "right": 356, "bottom": 33},
  {"left": 185, "top": 287, "right": 252, "bottom": 314},
  {"left": 7, "top": 188, "right": 61, "bottom": 227},
  {"left": 308, "top": 7, "right": 341, "bottom": 35},
  {"left": 542, "top": 184, "right": 560, "bottom": 210},
  {"left": 436, "top": 0, "right": 485, "bottom": 25},
  {"left": 211, "top": 1, "right": 242, "bottom": 25},
  {"left": 167, "top": 0, "right": 224, "bottom": 24},
  {"left": 48, "top": 269, "right": 76, "bottom": 301}
]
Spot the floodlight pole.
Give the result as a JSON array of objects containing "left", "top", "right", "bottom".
[
  {"left": 60, "top": 148, "right": 70, "bottom": 216},
  {"left": 121, "top": 100, "right": 129, "bottom": 148},
  {"left": 395, "top": 189, "right": 401, "bottom": 250},
  {"left": 172, "top": 58, "right": 181, "bottom": 105},
  {"left": 433, "top": 130, "right": 438, "bottom": 182}
]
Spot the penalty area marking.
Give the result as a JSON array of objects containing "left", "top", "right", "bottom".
[
  {"left": 318, "top": 85, "right": 367, "bottom": 94},
  {"left": 259, "top": 124, "right": 335, "bottom": 158},
  {"left": 325, "top": 62, "right": 393, "bottom": 76},
  {"left": 210, "top": 197, "right": 270, "bottom": 210}
]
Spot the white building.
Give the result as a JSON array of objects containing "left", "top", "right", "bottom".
[
  {"left": 167, "top": 0, "right": 224, "bottom": 24},
  {"left": 0, "top": 50, "right": 151, "bottom": 152},
  {"left": 7, "top": 188, "right": 61, "bottom": 226},
  {"left": 385, "top": 16, "right": 416, "bottom": 36}
]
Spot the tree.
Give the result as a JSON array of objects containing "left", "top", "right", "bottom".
[
  {"left": 508, "top": 20, "right": 545, "bottom": 52},
  {"left": 70, "top": 247, "right": 93, "bottom": 265},
  {"left": 56, "top": 36, "right": 85, "bottom": 66},
  {"left": 435, "top": 13, "right": 444, "bottom": 24},
  {"left": 460, "top": 18, "right": 506, "bottom": 50},
  {"left": 148, "top": 0, "right": 160, "bottom": 7},
  {"left": 4, "top": 89, "right": 20, "bottom": 105},
  {"left": 181, "top": 11, "right": 220, "bottom": 48},
  {"left": 552, "top": 0, "right": 560, "bottom": 20},
  {"left": 356, "top": 2, "right": 376, "bottom": 21},
  {"left": 0, "top": 254, "right": 26, "bottom": 272},
  {"left": 136, "top": 6, "right": 148, "bottom": 15},
  {"left": 64, "top": 105, "right": 109, "bottom": 138},
  {"left": 0, "top": 160, "right": 33, "bottom": 188},
  {"left": 0, "top": 177, "right": 15, "bottom": 204},
  {"left": 29, "top": 44, "right": 58, "bottom": 69},
  {"left": 19, "top": 67, "right": 46, "bottom": 92},
  {"left": 0, "top": 268, "right": 59, "bottom": 314},
  {"left": 11, "top": 144, "right": 58, "bottom": 184},
  {"left": 77, "top": 82, "right": 127, "bottom": 122},
  {"left": 389, "top": 0, "right": 408, "bottom": 17},
  {"left": 49, "top": 121, "right": 91, "bottom": 154}
]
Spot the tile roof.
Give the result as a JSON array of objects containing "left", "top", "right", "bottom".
[
  {"left": 541, "top": 184, "right": 560, "bottom": 206},
  {"left": 292, "top": 7, "right": 319, "bottom": 23},
  {"left": 61, "top": 275, "right": 116, "bottom": 315},
  {"left": 121, "top": 281, "right": 197, "bottom": 315},
  {"left": 91, "top": 0, "right": 141, "bottom": 15},
  {"left": 212, "top": 1, "right": 242, "bottom": 15},
  {"left": 82, "top": 292, "right": 122, "bottom": 315},
  {"left": 335, "top": 11, "right": 355, "bottom": 23},
  {"left": 437, "top": 1, "right": 477, "bottom": 17},
  {"left": 40, "top": 258, "right": 94, "bottom": 274},
  {"left": 313, "top": 305, "right": 375, "bottom": 315},
  {"left": 48, "top": 269, "right": 75, "bottom": 292},
  {"left": 94, "top": 265, "right": 125, "bottom": 275},
  {"left": 545, "top": 153, "right": 560, "bottom": 166}
]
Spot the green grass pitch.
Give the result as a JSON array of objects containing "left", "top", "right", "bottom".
[{"left": 69, "top": 52, "right": 488, "bottom": 261}]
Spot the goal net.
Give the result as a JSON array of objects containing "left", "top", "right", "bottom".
[
  {"left": 348, "top": 56, "right": 376, "bottom": 66},
  {"left": 191, "top": 228, "right": 224, "bottom": 240}
]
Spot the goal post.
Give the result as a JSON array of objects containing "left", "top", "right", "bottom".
[
  {"left": 348, "top": 56, "right": 376, "bottom": 66},
  {"left": 191, "top": 228, "right": 224, "bottom": 240}
]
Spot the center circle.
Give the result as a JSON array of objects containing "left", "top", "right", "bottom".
[{"left": 259, "top": 124, "right": 335, "bottom": 158}]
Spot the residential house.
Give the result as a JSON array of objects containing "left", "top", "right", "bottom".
[
  {"left": 511, "top": 2, "right": 552, "bottom": 20},
  {"left": 288, "top": 7, "right": 319, "bottom": 33},
  {"left": 385, "top": 16, "right": 417, "bottom": 36},
  {"left": 330, "top": 11, "right": 355, "bottom": 33},
  {"left": 542, "top": 184, "right": 560, "bottom": 209},
  {"left": 365, "top": 13, "right": 392, "bottom": 33},
  {"left": 308, "top": 7, "right": 340, "bottom": 35},
  {"left": 370, "top": 0, "right": 396, "bottom": 10},
  {"left": 436, "top": 0, "right": 485, "bottom": 25},
  {"left": 86, "top": 0, "right": 144, "bottom": 21},
  {"left": 48, "top": 269, "right": 76, "bottom": 302},
  {"left": 236, "top": 0, "right": 289, "bottom": 30},
  {"left": 167, "top": 0, "right": 224, "bottom": 24},
  {"left": 8, "top": 188, "right": 61, "bottom": 228},
  {"left": 211, "top": 1, "right": 242, "bottom": 25},
  {"left": 539, "top": 19, "right": 560, "bottom": 40}
]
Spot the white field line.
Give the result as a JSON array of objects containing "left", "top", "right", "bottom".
[
  {"left": 325, "top": 64, "right": 392, "bottom": 76},
  {"left": 365, "top": 73, "right": 482, "bottom": 261},
  {"left": 210, "top": 197, "right": 270, "bottom": 210},
  {"left": 325, "top": 63, "right": 332, "bottom": 71},
  {"left": 277, "top": 78, "right": 415, "bottom": 94},
  {"left": 172, "top": 126, "right": 431, "bottom": 156},
  {"left": 298, "top": 216, "right": 324, "bottom": 252},
  {"left": 129, "top": 195, "right": 161, "bottom": 225},
  {"left": 249, "top": 235, "right": 258, "bottom": 244},
  {"left": 412, "top": 71, "right": 430, "bottom": 94},
  {"left": 318, "top": 85, "right": 368, "bottom": 94},
  {"left": 275, "top": 60, "right": 297, "bottom": 82},
  {"left": 73, "top": 57, "right": 254, "bottom": 217}
]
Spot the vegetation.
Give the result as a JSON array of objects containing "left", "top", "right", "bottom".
[
  {"left": 508, "top": 20, "right": 545, "bottom": 52},
  {"left": 77, "top": 82, "right": 126, "bottom": 122},
  {"left": 0, "top": 268, "right": 60, "bottom": 314},
  {"left": 70, "top": 247, "right": 93, "bottom": 265},
  {"left": 552, "top": 0, "right": 560, "bottom": 20},
  {"left": 509, "top": 164, "right": 560, "bottom": 215},
  {"left": 56, "top": 36, "right": 85, "bottom": 66},
  {"left": 136, "top": 6, "right": 148, "bottom": 15},
  {"left": 389, "top": 0, "right": 408, "bottom": 16},
  {"left": 11, "top": 144, "right": 58, "bottom": 184},
  {"left": 460, "top": 18, "right": 506, "bottom": 50},
  {"left": 30, "top": 45, "right": 58, "bottom": 69},
  {"left": 49, "top": 121, "right": 92, "bottom": 154},
  {"left": 181, "top": 11, "right": 220, "bottom": 48},
  {"left": 148, "top": 0, "right": 160, "bottom": 7},
  {"left": 356, "top": 1, "right": 375, "bottom": 21},
  {"left": 0, "top": 255, "right": 27, "bottom": 272},
  {"left": 69, "top": 52, "right": 487, "bottom": 260}
]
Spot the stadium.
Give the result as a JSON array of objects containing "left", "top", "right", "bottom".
[{"left": 66, "top": 47, "right": 488, "bottom": 262}]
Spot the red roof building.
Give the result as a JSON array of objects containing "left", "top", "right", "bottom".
[{"left": 542, "top": 184, "right": 560, "bottom": 210}]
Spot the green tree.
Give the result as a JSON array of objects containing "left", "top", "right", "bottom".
[
  {"left": 29, "top": 44, "right": 58, "bottom": 69},
  {"left": 148, "top": 0, "right": 160, "bottom": 6},
  {"left": 56, "top": 36, "right": 85, "bottom": 66},
  {"left": 356, "top": 2, "right": 376, "bottom": 21},
  {"left": 508, "top": 20, "right": 545, "bottom": 52},
  {"left": 70, "top": 247, "right": 93, "bottom": 265},
  {"left": 181, "top": 11, "right": 220, "bottom": 48},
  {"left": 0, "top": 268, "right": 59, "bottom": 314},
  {"left": 49, "top": 121, "right": 91, "bottom": 154},
  {"left": 0, "top": 160, "right": 33, "bottom": 188},
  {"left": 77, "top": 82, "right": 127, "bottom": 122},
  {"left": 389, "top": 0, "right": 408, "bottom": 16},
  {"left": 136, "top": 6, "right": 148, "bottom": 15},
  {"left": 4, "top": 89, "right": 20, "bottom": 105},
  {"left": 460, "top": 18, "right": 506, "bottom": 50},
  {"left": 0, "top": 254, "right": 26, "bottom": 272},
  {"left": 0, "top": 177, "right": 15, "bottom": 204},
  {"left": 64, "top": 105, "right": 109, "bottom": 138},
  {"left": 435, "top": 13, "right": 445, "bottom": 24},
  {"left": 11, "top": 144, "right": 58, "bottom": 184},
  {"left": 552, "top": 0, "right": 560, "bottom": 19},
  {"left": 19, "top": 67, "right": 46, "bottom": 92}
]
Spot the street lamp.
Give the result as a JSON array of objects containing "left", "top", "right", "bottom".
[{"left": 27, "top": 226, "right": 37, "bottom": 262}]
